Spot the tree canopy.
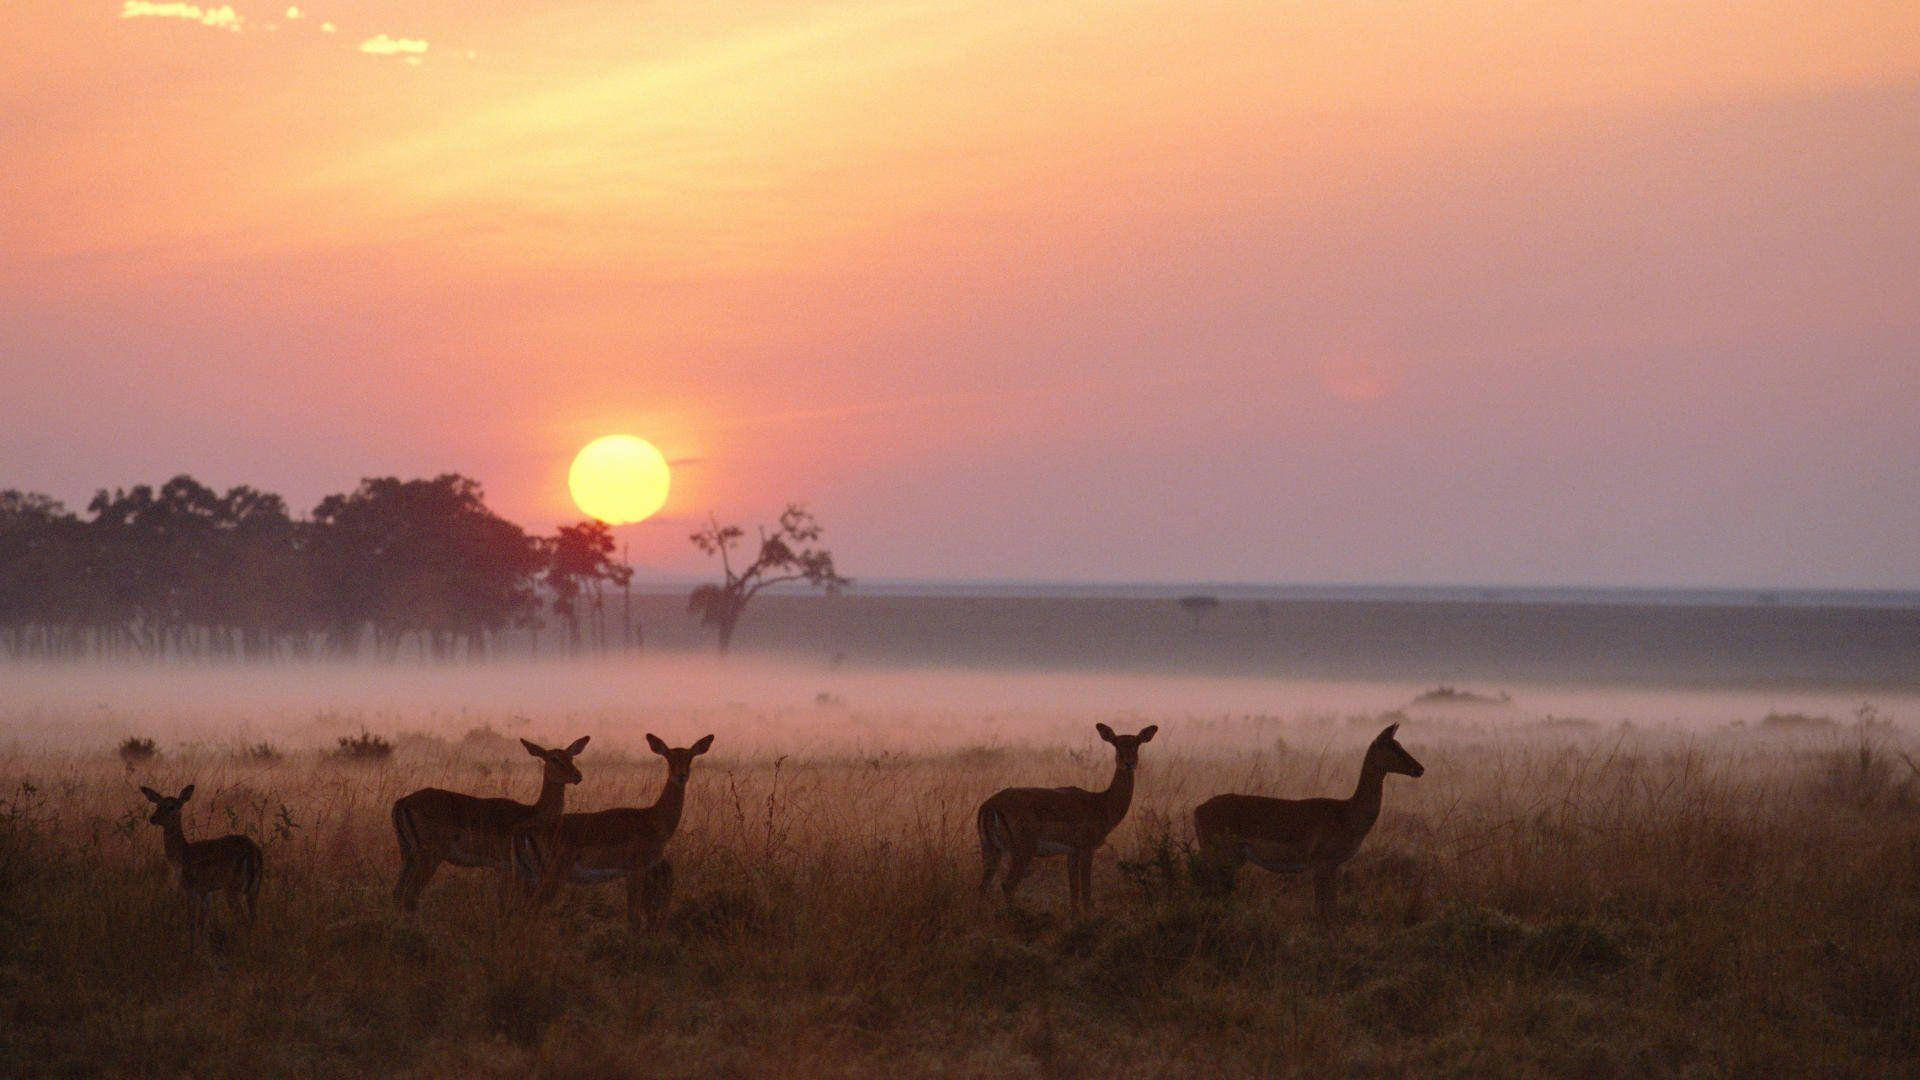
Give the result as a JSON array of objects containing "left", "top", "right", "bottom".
[
  {"left": 0, "top": 473, "right": 627, "bottom": 661},
  {"left": 688, "top": 504, "right": 847, "bottom": 655}
]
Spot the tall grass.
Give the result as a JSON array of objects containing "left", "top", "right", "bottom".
[{"left": 2, "top": 718, "right": 1917, "bottom": 1076}]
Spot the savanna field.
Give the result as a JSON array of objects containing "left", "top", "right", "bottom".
[{"left": 3, "top": 662, "right": 1918, "bottom": 1077}]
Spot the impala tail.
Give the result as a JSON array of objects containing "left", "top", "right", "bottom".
[
  {"left": 240, "top": 838, "right": 264, "bottom": 905},
  {"left": 976, "top": 802, "right": 1010, "bottom": 855},
  {"left": 391, "top": 800, "right": 421, "bottom": 902}
]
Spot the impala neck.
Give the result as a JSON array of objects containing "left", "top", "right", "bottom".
[
  {"left": 530, "top": 773, "right": 568, "bottom": 821},
  {"left": 160, "top": 817, "right": 188, "bottom": 865},
  {"left": 650, "top": 775, "right": 687, "bottom": 835},
  {"left": 1347, "top": 752, "right": 1388, "bottom": 830},
  {"left": 1101, "top": 758, "right": 1136, "bottom": 828}
]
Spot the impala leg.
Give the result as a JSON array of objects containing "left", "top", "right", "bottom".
[
  {"left": 978, "top": 841, "right": 1004, "bottom": 895},
  {"left": 643, "top": 859, "right": 673, "bottom": 932},
  {"left": 532, "top": 857, "right": 568, "bottom": 910},
  {"left": 397, "top": 852, "right": 443, "bottom": 912},
  {"left": 493, "top": 868, "right": 520, "bottom": 917},
  {"left": 1312, "top": 865, "right": 1338, "bottom": 922},
  {"left": 1197, "top": 837, "right": 1242, "bottom": 896},
  {"left": 1000, "top": 844, "right": 1035, "bottom": 903},
  {"left": 1079, "top": 850, "right": 1096, "bottom": 910},
  {"left": 224, "top": 887, "right": 251, "bottom": 937},
  {"left": 188, "top": 892, "right": 209, "bottom": 956},
  {"left": 1066, "top": 850, "right": 1090, "bottom": 912},
  {"left": 629, "top": 858, "right": 673, "bottom": 931}
]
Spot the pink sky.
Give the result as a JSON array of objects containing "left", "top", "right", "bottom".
[{"left": 4, "top": 2, "right": 1918, "bottom": 586}]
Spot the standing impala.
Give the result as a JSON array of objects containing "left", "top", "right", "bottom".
[
  {"left": 1194, "top": 722, "right": 1424, "bottom": 919},
  {"left": 391, "top": 735, "right": 589, "bottom": 912},
  {"left": 976, "top": 723, "right": 1158, "bottom": 912},
  {"left": 140, "top": 785, "right": 262, "bottom": 953},
  {"left": 517, "top": 734, "right": 713, "bottom": 930}
]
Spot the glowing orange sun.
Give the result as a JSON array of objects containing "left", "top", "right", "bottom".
[{"left": 568, "top": 435, "right": 670, "bottom": 524}]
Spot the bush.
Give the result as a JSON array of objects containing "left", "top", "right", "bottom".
[
  {"left": 333, "top": 729, "right": 393, "bottom": 762},
  {"left": 116, "top": 737, "right": 158, "bottom": 766},
  {"left": 240, "top": 742, "right": 283, "bottom": 764},
  {"left": 1762, "top": 711, "right": 1833, "bottom": 731}
]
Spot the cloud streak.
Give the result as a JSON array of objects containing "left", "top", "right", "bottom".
[
  {"left": 359, "top": 34, "right": 428, "bottom": 56},
  {"left": 119, "top": 2, "right": 242, "bottom": 31}
]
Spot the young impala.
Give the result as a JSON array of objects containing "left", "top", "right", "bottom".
[
  {"left": 1193, "top": 722, "right": 1424, "bottom": 919},
  {"left": 516, "top": 734, "right": 713, "bottom": 930},
  {"left": 390, "top": 735, "right": 589, "bottom": 912},
  {"left": 976, "top": 723, "right": 1158, "bottom": 912},
  {"left": 140, "top": 785, "right": 262, "bottom": 954}
]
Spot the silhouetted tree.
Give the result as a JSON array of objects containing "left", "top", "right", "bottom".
[
  {"left": 688, "top": 505, "right": 847, "bottom": 655},
  {"left": 1178, "top": 594, "right": 1222, "bottom": 628},
  {"left": 543, "top": 520, "right": 633, "bottom": 652},
  {"left": 310, "top": 475, "right": 541, "bottom": 658},
  {"left": 0, "top": 472, "right": 618, "bottom": 662},
  {"left": 0, "top": 491, "right": 81, "bottom": 657}
]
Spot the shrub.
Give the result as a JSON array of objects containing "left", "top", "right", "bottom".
[
  {"left": 1761, "top": 711, "right": 1833, "bottom": 730},
  {"left": 333, "top": 729, "right": 393, "bottom": 763},
  {"left": 240, "top": 742, "right": 283, "bottom": 764},
  {"left": 116, "top": 737, "right": 158, "bottom": 766}
]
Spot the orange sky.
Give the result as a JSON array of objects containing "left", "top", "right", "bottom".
[{"left": 4, "top": 2, "right": 1918, "bottom": 585}]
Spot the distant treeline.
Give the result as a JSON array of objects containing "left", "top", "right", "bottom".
[{"left": 0, "top": 475, "right": 634, "bottom": 661}]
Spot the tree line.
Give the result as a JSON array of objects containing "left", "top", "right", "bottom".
[{"left": 0, "top": 475, "right": 634, "bottom": 661}]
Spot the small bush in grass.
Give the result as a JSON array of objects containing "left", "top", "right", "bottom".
[
  {"left": 1762, "top": 710, "right": 1833, "bottom": 731},
  {"left": 240, "top": 742, "right": 283, "bottom": 764},
  {"left": 333, "top": 729, "right": 393, "bottom": 763},
  {"left": 116, "top": 737, "right": 158, "bottom": 766},
  {"left": 459, "top": 724, "right": 513, "bottom": 755}
]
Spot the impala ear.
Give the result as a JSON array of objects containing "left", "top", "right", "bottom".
[
  {"left": 521, "top": 738, "right": 545, "bottom": 758},
  {"left": 646, "top": 734, "right": 669, "bottom": 756},
  {"left": 1378, "top": 723, "right": 1400, "bottom": 742},
  {"left": 140, "top": 786, "right": 162, "bottom": 802},
  {"left": 178, "top": 784, "right": 195, "bottom": 802},
  {"left": 565, "top": 735, "right": 590, "bottom": 756},
  {"left": 1137, "top": 725, "right": 1158, "bottom": 743},
  {"left": 1095, "top": 723, "right": 1116, "bottom": 743},
  {"left": 691, "top": 734, "right": 715, "bottom": 755}
]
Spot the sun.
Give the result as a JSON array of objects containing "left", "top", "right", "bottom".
[{"left": 568, "top": 435, "right": 671, "bottom": 524}]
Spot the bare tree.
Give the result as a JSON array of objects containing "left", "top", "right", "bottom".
[{"left": 688, "top": 505, "right": 847, "bottom": 655}]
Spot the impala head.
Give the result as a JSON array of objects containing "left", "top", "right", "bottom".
[
  {"left": 1095, "top": 723, "right": 1158, "bottom": 771},
  {"left": 140, "top": 783, "right": 193, "bottom": 826},
  {"left": 646, "top": 733, "right": 716, "bottom": 783},
  {"left": 521, "top": 736, "right": 591, "bottom": 784},
  {"left": 1368, "top": 723, "right": 1425, "bottom": 778}
]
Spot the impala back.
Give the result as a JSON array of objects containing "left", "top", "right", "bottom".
[
  {"left": 1195, "top": 794, "right": 1360, "bottom": 871},
  {"left": 397, "top": 788, "right": 544, "bottom": 868},
  {"left": 515, "top": 808, "right": 667, "bottom": 885}
]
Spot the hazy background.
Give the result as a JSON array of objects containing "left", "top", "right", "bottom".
[
  {"left": 5, "top": 2, "right": 1918, "bottom": 587},
  {"left": 8, "top": 653, "right": 1912, "bottom": 755}
]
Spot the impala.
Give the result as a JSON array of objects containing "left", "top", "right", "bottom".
[
  {"left": 976, "top": 723, "right": 1157, "bottom": 912},
  {"left": 1193, "top": 722, "right": 1424, "bottom": 919},
  {"left": 390, "top": 735, "right": 589, "bottom": 911},
  {"left": 517, "top": 734, "right": 713, "bottom": 930},
  {"left": 140, "top": 784, "right": 262, "bottom": 953}
]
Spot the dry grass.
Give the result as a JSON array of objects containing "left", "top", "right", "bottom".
[{"left": 3, "top": 713, "right": 1919, "bottom": 1077}]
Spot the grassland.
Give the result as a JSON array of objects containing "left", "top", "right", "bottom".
[{"left": 3, "top": 703, "right": 1918, "bottom": 1077}]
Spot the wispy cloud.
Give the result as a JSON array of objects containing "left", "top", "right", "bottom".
[
  {"left": 119, "top": 2, "right": 242, "bottom": 31},
  {"left": 359, "top": 33, "right": 428, "bottom": 57}
]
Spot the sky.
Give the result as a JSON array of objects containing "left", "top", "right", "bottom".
[{"left": 4, "top": 2, "right": 1918, "bottom": 588}]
